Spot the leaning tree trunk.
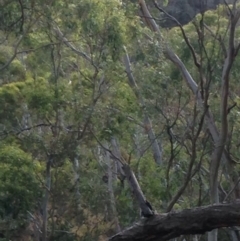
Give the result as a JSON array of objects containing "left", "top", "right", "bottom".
[
  {"left": 104, "top": 138, "right": 154, "bottom": 218},
  {"left": 123, "top": 47, "right": 163, "bottom": 165},
  {"left": 137, "top": 1, "right": 240, "bottom": 241}
]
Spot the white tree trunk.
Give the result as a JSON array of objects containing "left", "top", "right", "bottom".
[
  {"left": 110, "top": 137, "right": 125, "bottom": 181},
  {"left": 72, "top": 156, "right": 81, "bottom": 210},
  {"left": 104, "top": 142, "right": 121, "bottom": 232}
]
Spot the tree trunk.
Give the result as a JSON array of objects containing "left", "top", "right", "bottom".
[
  {"left": 122, "top": 163, "right": 154, "bottom": 217},
  {"left": 229, "top": 228, "right": 239, "bottom": 241},
  {"left": 136, "top": 3, "right": 240, "bottom": 241},
  {"left": 42, "top": 157, "right": 52, "bottom": 241},
  {"left": 123, "top": 47, "right": 163, "bottom": 165},
  {"left": 109, "top": 202, "right": 240, "bottom": 241},
  {"left": 72, "top": 156, "right": 81, "bottom": 210},
  {"left": 110, "top": 137, "right": 125, "bottom": 182},
  {"left": 104, "top": 142, "right": 121, "bottom": 232}
]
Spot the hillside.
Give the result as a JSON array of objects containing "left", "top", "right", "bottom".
[{"left": 154, "top": 0, "right": 236, "bottom": 27}]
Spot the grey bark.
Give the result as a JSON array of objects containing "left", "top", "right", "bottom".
[
  {"left": 21, "top": 104, "right": 32, "bottom": 129},
  {"left": 229, "top": 229, "right": 240, "bottom": 241},
  {"left": 210, "top": 3, "right": 240, "bottom": 204},
  {"left": 132, "top": 128, "right": 144, "bottom": 180},
  {"left": 27, "top": 211, "right": 42, "bottom": 241},
  {"left": 137, "top": 0, "right": 220, "bottom": 146},
  {"left": 105, "top": 142, "right": 121, "bottom": 232},
  {"left": 53, "top": 25, "right": 92, "bottom": 63},
  {"left": 139, "top": 1, "right": 240, "bottom": 207},
  {"left": 109, "top": 202, "right": 240, "bottom": 241},
  {"left": 110, "top": 137, "right": 125, "bottom": 181},
  {"left": 137, "top": 3, "right": 239, "bottom": 241},
  {"left": 103, "top": 138, "right": 153, "bottom": 218},
  {"left": 208, "top": 6, "right": 240, "bottom": 241},
  {"left": 193, "top": 235, "right": 198, "bottom": 241},
  {"left": 122, "top": 163, "right": 154, "bottom": 217}
]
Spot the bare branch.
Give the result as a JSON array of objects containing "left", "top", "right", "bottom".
[
  {"left": 53, "top": 25, "right": 92, "bottom": 63},
  {"left": 210, "top": 4, "right": 240, "bottom": 204},
  {"left": 224, "top": 178, "right": 240, "bottom": 202},
  {"left": 166, "top": 106, "right": 207, "bottom": 212},
  {"left": 203, "top": 23, "right": 227, "bottom": 58},
  {"left": 153, "top": 1, "right": 200, "bottom": 68}
]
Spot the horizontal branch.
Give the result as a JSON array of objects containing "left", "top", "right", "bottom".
[{"left": 109, "top": 202, "right": 240, "bottom": 241}]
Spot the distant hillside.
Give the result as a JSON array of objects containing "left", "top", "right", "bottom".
[{"left": 151, "top": 0, "right": 236, "bottom": 28}]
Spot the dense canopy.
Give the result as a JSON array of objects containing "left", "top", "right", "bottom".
[{"left": 0, "top": 0, "right": 240, "bottom": 241}]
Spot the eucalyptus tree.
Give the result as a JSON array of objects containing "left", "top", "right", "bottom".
[
  {"left": 109, "top": 1, "right": 240, "bottom": 241},
  {"left": 1, "top": 0, "right": 240, "bottom": 241}
]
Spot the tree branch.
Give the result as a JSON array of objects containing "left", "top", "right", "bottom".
[
  {"left": 123, "top": 46, "right": 163, "bottom": 165},
  {"left": 53, "top": 25, "right": 92, "bottom": 63},
  {"left": 153, "top": 1, "right": 200, "bottom": 68},
  {"left": 109, "top": 202, "right": 240, "bottom": 241}
]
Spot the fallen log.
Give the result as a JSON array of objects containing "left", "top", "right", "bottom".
[{"left": 109, "top": 202, "right": 240, "bottom": 241}]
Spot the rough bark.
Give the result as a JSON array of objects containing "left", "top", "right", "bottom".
[
  {"left": 109, "top": 202, "right": 240, "bottom": 241},
  {"left": 122, "top": 163, "right": 154, "bottom": 217}
]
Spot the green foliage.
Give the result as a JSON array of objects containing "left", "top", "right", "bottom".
[
  {"left": 0, "top": 83, "right": 23, "bottom": 127},
  {"left": 0, "top": 46, "right": 27, "bottom": 83},
  {"left": 0, "top": 1, "right": 23, "bottom": 33},
  {"left": 8, "top": 60, "right": 26, "bottom": 81},
  {"left": 0, "top": 144, "right": 41, "bottom": 235},
  {"left": 0, "top": 1, "right": 239, "bottom": 240},
  {"left": 0, "top": 46, "right": 13, "bottom": 65},
  {"left": 24, "top": 78, "right": 54, "bottom": 116}
]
